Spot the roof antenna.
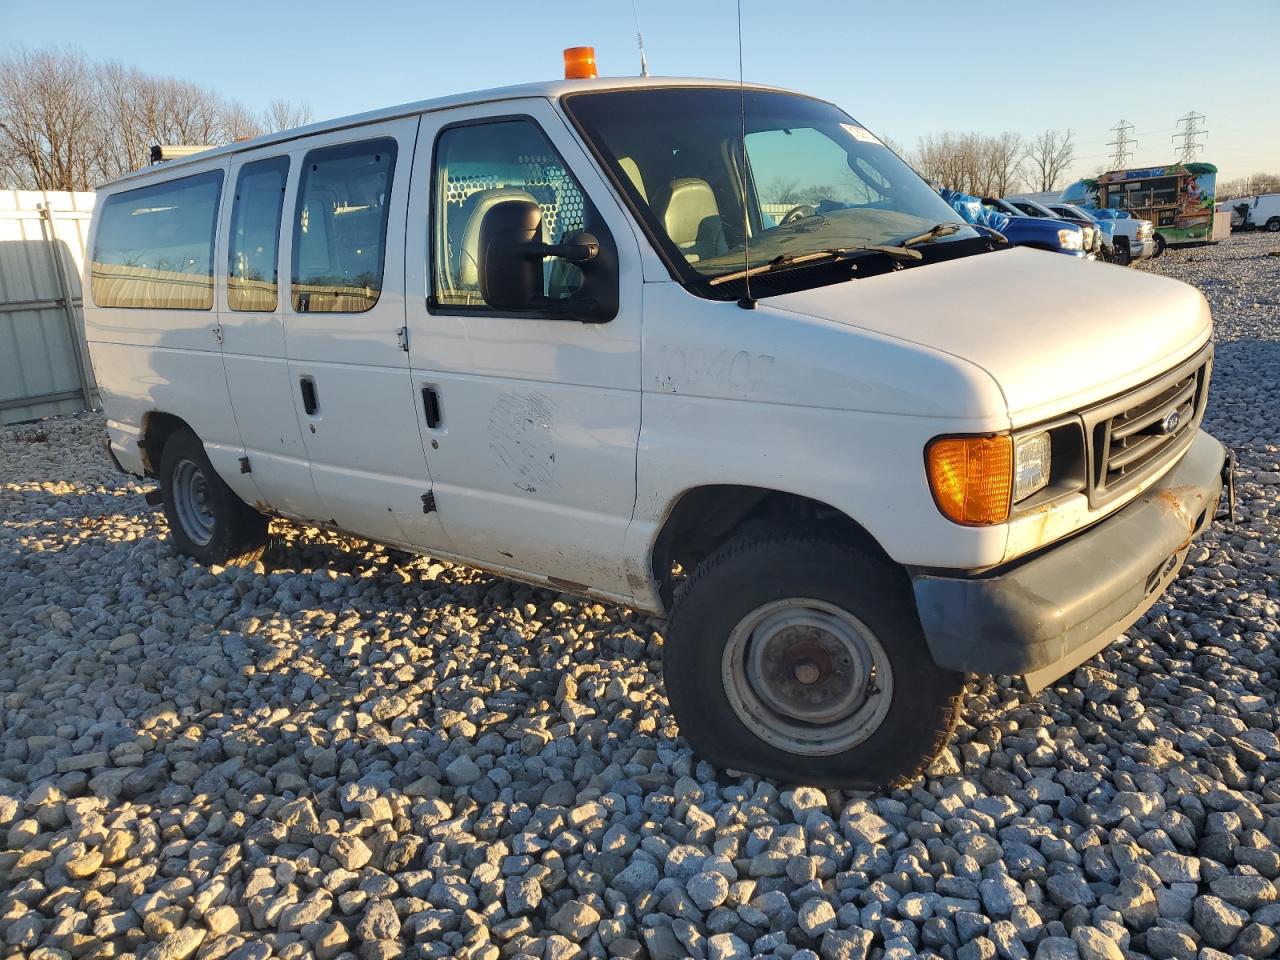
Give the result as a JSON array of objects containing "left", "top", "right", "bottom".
[
  {"left": 631, "top": 0, "right": 650, "bottom": 77},
  {"left": 735, "top": 0, "right": 755, "bottom": 309}
]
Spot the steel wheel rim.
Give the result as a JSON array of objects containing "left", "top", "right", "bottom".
[
  {"left": 172, "top": 458, "right": 216, "bottom": 546},
  {"left": 721, "top": 598, "right": 894, "bottom": 756}
]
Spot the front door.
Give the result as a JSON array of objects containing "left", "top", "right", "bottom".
[
  {"left": 403, "top": 100, "right": 644, "bottom": 601},
  {"left": 280, "top": 118, "right": 452, "bottom": 551}
]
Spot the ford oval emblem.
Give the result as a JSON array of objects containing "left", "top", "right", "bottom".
[{"left": 1160, "top": 410, "right": 1181, "bottom": 434}]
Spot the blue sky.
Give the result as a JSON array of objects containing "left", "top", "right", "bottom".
[{"left": 3, "top": 0, "right": 1276, "bottom": 185}]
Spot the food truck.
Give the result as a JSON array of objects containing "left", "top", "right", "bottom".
[{"left": 1062, "top": 162, "right": 1231, "bottom": 255}]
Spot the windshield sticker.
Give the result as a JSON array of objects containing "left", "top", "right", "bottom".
[{"left": 841, "top": 123, "right": 882, "bottom": 145}]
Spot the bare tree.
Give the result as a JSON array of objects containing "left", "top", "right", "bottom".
[
  {"left": 1, "top": 47, "right": 281, "bottom": 189},
  {"left": 261, "top": 99, "right": 314, "bottom": 133},
  {"left": 0, "top": 47, "right": 101, "bottom": 191},
  {"left": 978, "top": 132, "right": 1025, "bottom": 197},
  {"left": 1025, "top": 129, "right": 1075, "bottom": 192}
]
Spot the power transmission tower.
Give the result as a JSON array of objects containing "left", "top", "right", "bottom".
[
  {"left": 1107, "top": 119, "right": 1135, "bottom": 168},
  {"left": 1172, "top": 111, "right": 1207, "bottom": 164}
]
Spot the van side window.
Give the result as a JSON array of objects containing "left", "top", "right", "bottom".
[
  {"left": 291, "top": 138, "right": 397, "bottom": 313},
  {"left": 228, "top": 157, "right": 289, "bottom": 312},
  {"left": 432, "top": 119, "right": 594, "bottom": 308},
  {"left": 91, "top": 170, "right": 223, "bottom": 310}
]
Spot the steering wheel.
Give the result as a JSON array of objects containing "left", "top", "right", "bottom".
[{"left": 779, "top": 204, "right": 818, "bottom": 226}]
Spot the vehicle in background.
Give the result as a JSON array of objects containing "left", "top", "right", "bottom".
[
  {"left": 1062, "top": 163, "right": 1230, "bottom": 255},
  {"left": 1048, "top": 201, "right": 1155, "bottom": 266},
  {"left": 1243, "top": 194, "right": 1280, "bottom": 232},
  {"left": 84, "top": 62, "right": 1228, "bottom": 789},
  {"left": 1217, "top": 197, "right": 1252, "bottom": 230},
  {"left": 990, "top": 197, "right": 1102, "bottom": 256},
  {"left": 948, "top": 193, "right": 1089, "bottom": 258}
]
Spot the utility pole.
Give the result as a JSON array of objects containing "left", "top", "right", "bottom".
[
  {"left": 1107, "top": 119, "right": 1135, "bottom": 168},
  {"left": 1172, "top": 111, "right": 1207, "bottom": 164}
]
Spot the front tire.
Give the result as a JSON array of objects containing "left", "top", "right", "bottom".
[
  {"left": 1113, "top": 239, "right": 1132, "bottom": 266},
  {"left": 665, "top": 529, "right": 965, "bottom": 788},
  {"left": 1153, "top": 233, "right": 1167, "bottom": 257},
  {"left": 158, "top": 428, "right": 267, "bottom": 566}
]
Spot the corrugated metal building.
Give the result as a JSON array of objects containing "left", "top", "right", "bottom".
[{"left": 0, "top": 190, "right": 99, "bottom": 425}]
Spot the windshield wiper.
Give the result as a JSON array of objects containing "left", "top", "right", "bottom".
[
  {"left": 708, "top": 244, "right": 920, "bottom": 286},
  {"left": 892, "top": 221, "right": 964, "bottom": 249}
]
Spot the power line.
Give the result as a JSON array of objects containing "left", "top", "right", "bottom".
[
  {"left": 1172, "top": 111, "right": 1207, "bottom": 164},
  {"left": 1107, "top": 119, "right": 1135, "bottom": 167}
]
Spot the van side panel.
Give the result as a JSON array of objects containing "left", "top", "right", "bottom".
[{"left": 85, "top": 161, "right": 249, "bottom": 497}]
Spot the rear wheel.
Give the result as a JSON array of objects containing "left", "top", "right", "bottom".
[
  {"left": 1267, "top": 217, "right": 1280, "bottom": 233},
  {"left": 664, "top": 528, "right": 965, "bottom": 788},
  {"left": 159, "top": 428, "right": 267, "bottom": 566}
]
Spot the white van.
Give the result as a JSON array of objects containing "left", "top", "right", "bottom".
[
  {"left": 1246, "top": 193, "right": 1280, "bottom": 232},
  {"left": 86, "top": 66, "right": 1229, "bottom": 787}
]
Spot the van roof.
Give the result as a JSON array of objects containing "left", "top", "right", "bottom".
[{"left": 102, "top": 75, "right": 797, "bottom": 189}]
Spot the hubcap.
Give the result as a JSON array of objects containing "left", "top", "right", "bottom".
[
  {"left": 722, "top": 598, "right": 894, "bottom": 756},
  {"left": 171, "top": 458, "right": 216, "bottom": 546}
]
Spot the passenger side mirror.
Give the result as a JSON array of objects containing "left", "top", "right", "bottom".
[{"left": 477, "top": 198, "right": 614, "bottom": 321}]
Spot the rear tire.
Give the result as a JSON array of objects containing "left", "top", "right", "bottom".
[
  {"left": 1267, "top": 218, "right": 1280, "bottom": 233},
  {"left": 158, "top": 428, "right": 267, "bottom": 566},
  {"left": 664, "top": 528, "right": 965, "bottom": 788}
]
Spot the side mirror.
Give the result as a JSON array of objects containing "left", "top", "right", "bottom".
[{"left": 477, "top": 198, "right": 611, "bottom": 319}]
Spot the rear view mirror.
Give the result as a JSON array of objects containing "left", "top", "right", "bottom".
[{"left": 476, "top": 198, "right": 614, "bottom": 321}]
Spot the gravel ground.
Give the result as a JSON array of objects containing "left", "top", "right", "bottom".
[{"left": 2, "top": 231, "right": 1278, "bottom": 960}]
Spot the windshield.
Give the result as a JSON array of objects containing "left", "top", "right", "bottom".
[{"left": 563, "top": 88, "right": 975, "bottom": 290}]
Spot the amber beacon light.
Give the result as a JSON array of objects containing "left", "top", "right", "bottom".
[{"left": 563, "top": 46, "right": 598, "bottom": 79}]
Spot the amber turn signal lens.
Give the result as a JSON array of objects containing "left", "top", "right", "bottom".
[
  {"left": 926, "top": 434, "right": 1013, "bottom": 525},
  {"left": 563, "top": 46, "right": 598, "bottom": 80}
]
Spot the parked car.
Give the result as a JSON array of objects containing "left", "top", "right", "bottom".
[
  {"left": 85, "top": 61, "right": 1229, "bottom": 788},
  {"left": 988, "top": 197, "right": 1101, "bottom": 257},
  {"left": 943, "top": 192, "right": 1090, "bottom": 258},
  {"left": 1244, "top": 193, "right": 1280, "bottom": 232},
  {"left": 1049, "top": 202, "right": 1155, "bottom": 266}
]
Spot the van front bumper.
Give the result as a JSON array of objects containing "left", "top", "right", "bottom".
[{"left": 912, "top": 429, "right": 1226, "bottom": 691}]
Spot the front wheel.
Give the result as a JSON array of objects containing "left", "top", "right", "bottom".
[
  {"left": 664, "top": 529, "right": 965, "bottom": 788},
  {"left": 1152, "top": 233, "right": 1167, "bottom": 257},
  {"left": 1113, "top": 239, "right": 1132, "bottom": 267},
  {"left": 159, "top": 428, "right": 267, "bottom": 566}
]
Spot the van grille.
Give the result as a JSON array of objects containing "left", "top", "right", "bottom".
[{"left": 1084, "top": 346, "right": 1211, "bottom": 506}]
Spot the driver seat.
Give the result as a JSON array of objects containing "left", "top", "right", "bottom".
[{"left": 663, "top": 178, "right": 728, "bottom": 263}]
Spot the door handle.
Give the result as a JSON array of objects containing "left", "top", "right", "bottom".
[
  {"left": 422, "top": 386, "right": 442, "bottom": 428},
  {"left": 300, "top": 376, "right": 319, "bottom": 416}
]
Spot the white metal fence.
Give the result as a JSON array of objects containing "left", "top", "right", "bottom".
[{"left": 0, "top": 190, "right": 99, "bottom": 425}]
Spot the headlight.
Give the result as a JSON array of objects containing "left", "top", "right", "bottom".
[
  {"left": 1013, "top": 431, "right": 1051, "bottom": 502},
  {"left": 926, "top": 435, "right": 1012, "bottom": 525},
  {"left": 1058, "top": 228, "right": 1083, "bottom": 250}
]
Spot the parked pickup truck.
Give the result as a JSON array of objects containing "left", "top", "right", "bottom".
[
  {"left": 1049, "top": 202, "right": 1155, "bottom": 266},
  {"left": 940, "top": 191, "right": 1091, "bottom": 258},
  {"left": 987, "top": 197, "right": 1101, "bottom": 257},
  {"left": 85, "top": 63, "right": 1230, "bottom": 788}
]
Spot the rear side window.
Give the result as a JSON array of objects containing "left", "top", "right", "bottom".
[
  {"left": 228, "top": 157, "right": 289, "bottom": 312},
  {"left": 91, "top": 170, "right": 223, "bottom": 309},
  {"left": 291, "top": 138, "right": 397, "bottom": 313}
]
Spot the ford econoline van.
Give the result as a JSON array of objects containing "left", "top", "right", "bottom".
[{"left": 85, "top": 64, "right": 1230, "bottom": 787}]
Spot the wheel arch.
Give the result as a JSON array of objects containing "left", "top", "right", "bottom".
[
  {"left": 139, "top": 410, "right": 195, "bottom": 477},
  {"left": 649, "top": 484, "right": 900, "bottom": 610}
]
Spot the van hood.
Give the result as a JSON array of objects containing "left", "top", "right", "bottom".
[{"left": 765, "top": 246, "right": 1212, "bottom": 425}]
